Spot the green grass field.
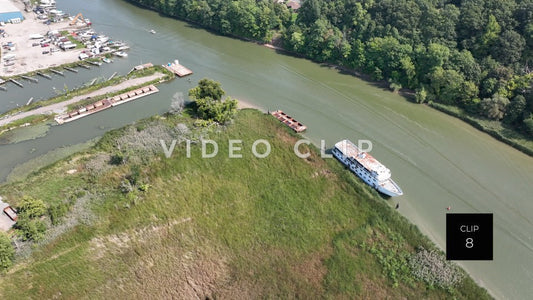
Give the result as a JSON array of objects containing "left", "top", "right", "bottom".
[{"left": 0, "top": 109, "right": 490, "bottom": 299}]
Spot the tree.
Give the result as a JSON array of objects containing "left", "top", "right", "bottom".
[
  {"left": 504, "top": 95, "right": 527, "bottom": 124},
  {"left": 17, "top": 196, "right": 46, "bottom": 219},
  {"left": 491, "top": 30, "right": 526, "bottom": 65},
  {"left": 189, "top": 78, "right": 225, "bottom": 101},
  {"left": 480, "top": 93, "right": 510, "bottom": 120},
  {"left": 15, "top": 217, "right": 46, "bottom": 241},
  {"left": 0, "top": 233, "right": 14, "bottom": 271},
  {"left": 415, "top": 87, "right": 427, "bottom": 103},
  {"left": 189, "top": 78, "right": 238, "bottom": 124},
  {"left": 524, "top": 116, "right": 533, "bottom": 136},
  {"left": 428, "top": 67, "right": 466, "bottom": 105}
]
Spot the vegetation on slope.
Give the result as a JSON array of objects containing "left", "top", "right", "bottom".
[
  {"left": 125, "top": 0, "right": 533, "bottom": 151},
  {"left": 0, "top": 105, "right": 489, "bottom": 298}
]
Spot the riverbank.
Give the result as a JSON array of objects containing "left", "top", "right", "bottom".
[
  {"left": 0, "top": 109, "right": 490, "bottom": 299},
  {"left": 260, "top": 43, "right": 533, "bottom": 160}
]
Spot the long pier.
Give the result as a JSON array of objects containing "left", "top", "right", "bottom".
[
  {"left": 21, "top": 75, "right": 38, "bottom": 83},
  {"left": 37, "top": 72, "right": 52, "bottom": 79},
  {"left": 64, "top": 67, "right": 78, "bottom": 73},
  {"left": 9, "top": 79, "right": 23, "bottom": 88},
  {"left": 50, "top": 69, "right": 64, "bottom": 76},
  {"left": 108, "top": 72, "right": 117, "bottom": 81}
]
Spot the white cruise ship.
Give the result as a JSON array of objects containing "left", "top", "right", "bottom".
[{"left": 332, "top": 139, "right": 403, "bottom": 197}]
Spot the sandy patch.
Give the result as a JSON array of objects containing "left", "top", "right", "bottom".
[{"left": 237, "top": 98, "right": 266, "bottom": 112}]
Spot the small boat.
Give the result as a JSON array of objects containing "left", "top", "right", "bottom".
[
  {"left": 114, "top": 51, "right": 128, "bottom": 57},
  {"left": 102, "top": 57, "right": 113, "bottom": 63},
  {"left": 149, "top": 29, "right": 156, "bottom": 34}
]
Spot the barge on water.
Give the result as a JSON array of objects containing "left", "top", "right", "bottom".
[
  {"left": 55, "top": 85, "right": 159, "bottom": 124},
  {"left": 270, "top": 110, "right": 307, "bottom": 132}
]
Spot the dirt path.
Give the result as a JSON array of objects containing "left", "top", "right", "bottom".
[{"left": 0, "top": 73, "right": 165, "bottom": 127}]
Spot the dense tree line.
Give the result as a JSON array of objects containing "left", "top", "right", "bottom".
[{"left": 128, "top": 0, "right": 533, "bottom": 136}]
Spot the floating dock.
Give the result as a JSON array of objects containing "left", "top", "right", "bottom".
[
  {"left": 271, "top": 110, "right": 307, "bottom": 133},
  {"left": 164, "top": 60, "right": 193, "bottom": 77},
  {"left": 21, "top": 75, "right": 38, "bottom": 83},
  {"left": 37, "top": 72, "right": 52, "bottom": 79},
  {"left": 64, "top": 67, "right": 78, "bottom": 73},
  {"left": 55, "top": 85, "right": 159, "bottom": 124},
  {"left": 50, "top": 69, "right": 64, "bottom": 76},
  {"left": 9, "top": 79, "right": 23, "bottom": 88}
]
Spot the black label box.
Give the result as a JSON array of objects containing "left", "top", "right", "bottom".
[{"left": 446, "top": 213, "right": 493, "bottom": 260}]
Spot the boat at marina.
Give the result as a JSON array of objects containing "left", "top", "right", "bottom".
[
  {"left": 102, "top": 57, "right": 112, "bottom": 63},
  {"left": 150, "top": 29, "right": 156, "bottom": 34},
  {"left": 332, "top": 139, "right": 403, "bottom": 197},
  {"left": 114, "top": 51, "right": 128, "bottom": 57}
]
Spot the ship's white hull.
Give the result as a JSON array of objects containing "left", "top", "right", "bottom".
[{"left": 333, "top": 147, "right": 403, "bottom": 197}]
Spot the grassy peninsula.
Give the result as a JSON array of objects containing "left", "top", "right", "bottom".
[{"left": 0, "top": 108, "right": 489, "bottom": 299}]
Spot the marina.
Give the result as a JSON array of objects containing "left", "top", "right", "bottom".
[
  {"left": 54, "top": 84, "right": 159, "bottom": 124},
  {"left": 270, "top": 110, "right": 307, "bottom": 132}
]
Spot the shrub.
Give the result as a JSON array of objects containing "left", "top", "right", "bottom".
[
  {"left": 0, "top": 233, "right": 15, "bottom": 271},
  {"left": 15, "top": 216, "right": 47, "bottom": 242},
  {"left": 17, "top": 196, "right": 46, "bottom": 219},
  {"left": 109, "top": 154, "right": 124, "bottom": 166},
  {"left": 49, "top": 202, "right": 70, "bottom": 225}
]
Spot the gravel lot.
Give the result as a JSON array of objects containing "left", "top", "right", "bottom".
[{"left": 0, "top": 1, "right": 85, "bottom": 77}]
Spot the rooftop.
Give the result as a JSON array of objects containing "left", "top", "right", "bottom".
[
  {"left": 0, "top": 0, "right": 21, "bottom": 14},
  {"left": 335, "top": 140, "right": 390, "bottom": 176}
]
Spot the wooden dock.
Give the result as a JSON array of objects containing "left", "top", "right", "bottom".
[
  {"left": 37, "top": 72, "right": 52, "bottom": 79},
  {"left": 64, "top": 67, "right": 78, "bottom": 73},
  {"left": 9, "top": 79, "right": 23, "bottom": 88},
  {"left": 50, "top": 69, "right": 64, "bottom": 76},
  {"left": 164, "top": 60, "right": 193, "bottom": 77}
]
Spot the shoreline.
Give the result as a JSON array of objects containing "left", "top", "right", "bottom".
[{"left": 260, "top": 42, "right": 533, "bottom": 159}]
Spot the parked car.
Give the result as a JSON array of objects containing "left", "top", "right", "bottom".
[
  {"left": 42, "top": 50, "right": 50, "bottom": 54},
  {"left": 41, "top": 43, "right": 49, "bottom": 47},
  {"left": 32, "top": 42, "right": 40, "bottom": 47}
]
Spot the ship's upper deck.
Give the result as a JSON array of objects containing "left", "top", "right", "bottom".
[{"left": 335, "top": 139, "right": 391, "bottom": 181}]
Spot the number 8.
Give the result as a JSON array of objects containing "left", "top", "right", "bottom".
[{"left": 466, "top": 238, "right": 474, "bottom": 248}]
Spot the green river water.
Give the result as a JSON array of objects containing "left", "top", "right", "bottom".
[{"left": 0, "top": 0, "right": 532, "bottom": 298}]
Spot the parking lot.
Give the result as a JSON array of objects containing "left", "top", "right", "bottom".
[{"left": 0, "top": 1, "right": 83, "bottom": 77}]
